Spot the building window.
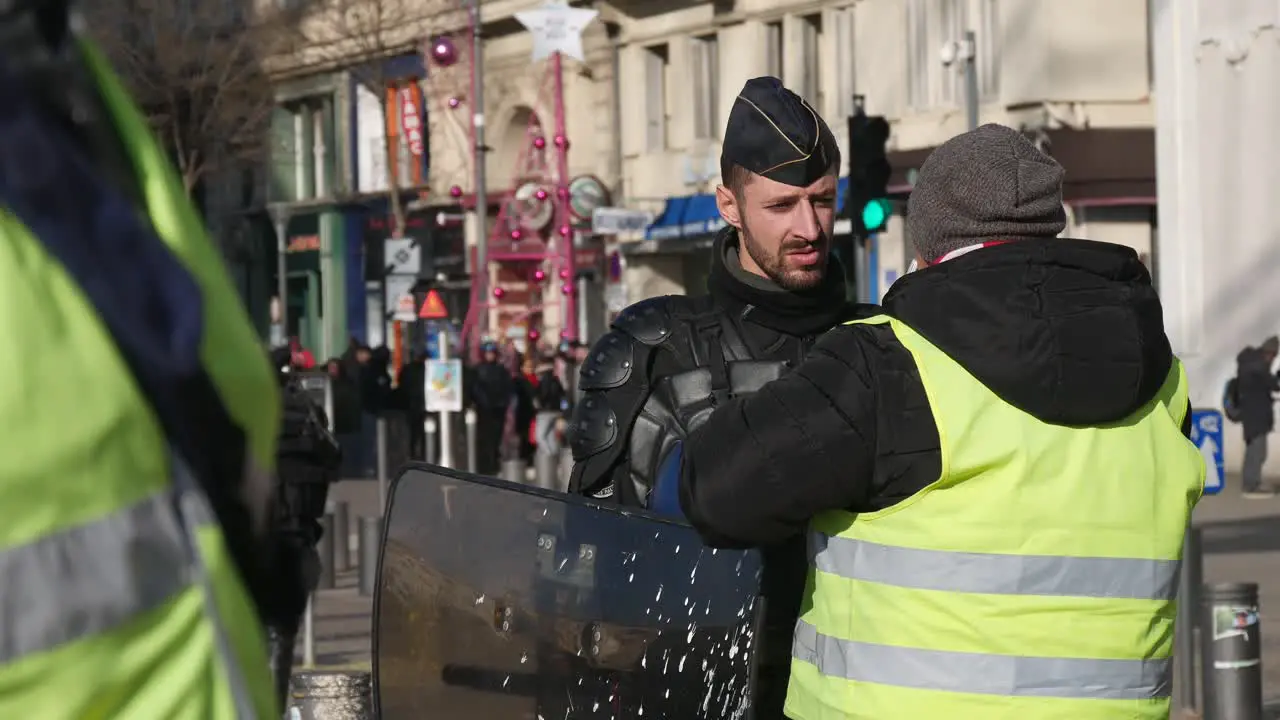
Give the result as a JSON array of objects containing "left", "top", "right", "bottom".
[
  {"left": 282, "top": 98, "right": 331, "bottom": 201},
  {"left": 905, "top": 0, "right": 929, "bottom": 109},
  {"left": 936, "top": 0, "right": 966, "bottom": 106},
  {"left": 905, "top": 0, "right": 968, "bottom": 109},
  {"left": 798, "top": 14, "right": 822, "bottom": 108},
  {"left": 977, "top": 0, "right": 1000, "bottom": 99},
  {"left": 644, "top": 43, "right": 669, "bottom": 151},
  {"left": 311, "top": 105, "right": 328, "bottom": 198},
  {"left": 833, "top": 6, "right": 856, "bottom": 119},
  {"left": 293, "top": 111, "right": 308, "bottom": 200},
  {"left": 691, "top": 34, "right": 720, "bottom": 140},
  {"left": 764, "top": 21, "right": 783, "bottom": 78}
]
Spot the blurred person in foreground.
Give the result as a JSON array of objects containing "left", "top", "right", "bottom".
[
  {"left": 0, "top": 2, "right": 285, "bottom": 716},
  {"left": 680, "top": 124, "right": 1198, "bottom": 717},
  {"left": 265, "top": 349, "right": 342, "bottom": 708},
  {"left": 679, "top": 124, "right": 1204, "bottom": 720}
]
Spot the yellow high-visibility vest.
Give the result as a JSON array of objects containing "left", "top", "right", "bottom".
[
  {"left": 786, "top": 315, "right": 1203, "bottom": 720},
  {"left": 0, "top": 39, "right": 280, "bottom": 718}
]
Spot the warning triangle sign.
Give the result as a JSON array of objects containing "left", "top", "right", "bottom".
[{"left": 419, "top": 289, "right": 449, "bottom": 319}]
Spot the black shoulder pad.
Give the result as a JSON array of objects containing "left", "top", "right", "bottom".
[
  {"left": 567, "top": 392, "right": 619, "bottom": 459},
  {"left": 579, "top": 330, "right": 636, "bottom": 391},
  {"left": 611, "top": 296, "right": 683, "bottom": 346}
]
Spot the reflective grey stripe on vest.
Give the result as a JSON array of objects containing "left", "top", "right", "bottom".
[
  {"left": 0, "top": 490, "right": 190, "bottom": 663},
  {"left": 792, "top": 620, "right": 1172, "bottom": 700},
  {"left": 170, "top": 454, "right": 257, "bottom": 719},
  {"left": 0, "top": 456, "right": 257, "bottom": 718},
  {"left": 811, "top": 534, "right": 1180, "bottom": 601}
]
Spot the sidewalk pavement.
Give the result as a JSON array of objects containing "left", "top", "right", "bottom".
[
  {"left": 307, "top": 474, "right": 1280, "bottom": 713},
  {"left": 297, "top": 478, "right": 382, "bottom": 671},
  {"left": 1191, "top": 473, "right": 1280, "bottom": 716}
]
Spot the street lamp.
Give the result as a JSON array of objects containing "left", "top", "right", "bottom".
[
  {"left": 940, "top": 30, "right": 979, "bottom": 131},
  {"left": 267, "top": 202, "right": 292, "bottom": 346}
]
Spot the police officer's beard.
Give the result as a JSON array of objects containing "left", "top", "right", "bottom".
[{"left": 739, "top": 221, "right": 827, "bottom": 291}]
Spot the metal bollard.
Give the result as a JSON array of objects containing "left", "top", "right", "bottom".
[
  {"left": 286, "top": 670, "right": 373, "bottom": 719},
  {"left": 501, "top": 458, "right": 528, "bottom": 484},
  {"left": 425, "top": 416, "right": 438, "bottom": 465},
  {"left": 358, "top": 516, "right": 382, "bottom": 597},
  {"left": 1175, "top": 527, "right": 1202, "bottom": 712},
  {"left": 558, "top": 448, "right": 573, "bottom": 492},
  {"left": 534, "top": 451, "right": 558, "bottom": 490},
  {"left": 318, "top": 513, "right": 335, "bottom": 590},
  {"left": 1201, "top": 582, "right": 1264, "bottom": 720},
  {"left": 465, "top": 408, "right": 478, "bottom": 473},
  {"left": 533, "top": 411, "right": 560, "bottom": 490},
  {"left": 376, "top": 415, "right": 389, "bottom": 511},
  {"left": 302, "top": 596, "right": 315, "bottom": 668},
  {"left": 333, "top": 501, "right": 350, "bottom": 573}
]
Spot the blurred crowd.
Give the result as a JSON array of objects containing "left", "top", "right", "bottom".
[{"left": 279, "top": 335, "right": 589, "bottom": 478}]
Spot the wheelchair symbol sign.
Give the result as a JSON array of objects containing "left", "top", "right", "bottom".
[{"left": 1191, "top": 409, "right": 1224, "bottom": 496}]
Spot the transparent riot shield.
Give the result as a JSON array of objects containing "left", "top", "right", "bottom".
[{"left": 373, "top": 464, "right": 764, "bottom": 720}]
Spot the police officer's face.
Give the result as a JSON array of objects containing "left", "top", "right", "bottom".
[{"left": 717, "top": 173, "right": 838, "bottom": 290}]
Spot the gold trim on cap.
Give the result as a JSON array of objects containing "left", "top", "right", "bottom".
[{"left": 735, "top": 93, "right": 824, "bottom": 176}]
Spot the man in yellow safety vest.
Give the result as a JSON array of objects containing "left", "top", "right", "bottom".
[
  {"left": 679, "top": 124, "right": 1203, "bottom": 719},
  {"left": 0, "top": 3, "right": 286, "bottom": 717}
]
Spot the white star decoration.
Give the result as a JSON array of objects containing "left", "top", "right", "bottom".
[{"left": 515, "top": 0, "right": 598, "bottom": 63}]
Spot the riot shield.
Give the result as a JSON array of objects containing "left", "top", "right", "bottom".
[{"left": 373, "top": 464, "right": 764, "bottom": 720}]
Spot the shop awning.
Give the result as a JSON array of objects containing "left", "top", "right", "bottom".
[{"left": 644, "top": 193, "right": 726, "bottom": 241}]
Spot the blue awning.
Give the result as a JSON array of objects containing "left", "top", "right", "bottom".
[{"left": 643, "top": 193, "right": 725, "bottom": 241}]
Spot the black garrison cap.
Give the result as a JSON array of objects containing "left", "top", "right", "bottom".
[{"left": 721, "top": 76, "right": 841, "bottom": 187}]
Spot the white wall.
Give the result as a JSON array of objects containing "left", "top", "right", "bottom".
[
  {"left": 354, "top": 83, "right": 387, "bottom": 194},
  {"left": 1155, "top": 0, "right": 1280, "bottom": 473}
]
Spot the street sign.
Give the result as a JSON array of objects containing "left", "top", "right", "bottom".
[
  {"left": 392, "top": 293, "right": 418, "bottom": 322},
  {"left": 1190, "top": 409, "right": 1224, "bottom": 496},
  {"left": 419, "top": 288, "right": 449, "bottom": 319},
  {"left": 592, "top": 207, "right": 653, "bottom": 235},
  {"left": 384, "top": 238, "right": 420, "bottom": 275},
  {"left": 425, "top": 359, "right": 463, "bottom": 412}
]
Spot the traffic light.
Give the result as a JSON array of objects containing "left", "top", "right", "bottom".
[{"left": 846, "top": 111, "right": 891, "bottom": 238}]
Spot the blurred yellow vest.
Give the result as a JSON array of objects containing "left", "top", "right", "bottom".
[{"left": 0, "top": 40, "right": 280, "bottom": 718}]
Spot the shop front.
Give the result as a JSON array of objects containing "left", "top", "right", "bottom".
[{"left": 356, "top": 199, "right": 469, "bottom": 357}]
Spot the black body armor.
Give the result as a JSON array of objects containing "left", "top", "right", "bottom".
[{"left": 569, "top": 293, "right": 823, "bottom": 506}]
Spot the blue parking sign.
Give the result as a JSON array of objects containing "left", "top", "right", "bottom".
[{"left": 1190, "top": 409, "right": 1225, "bottom": 496}]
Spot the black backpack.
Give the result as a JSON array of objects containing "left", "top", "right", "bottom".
[{"left": 1223, "top": 377, "right": 1243, "bottom": 423}]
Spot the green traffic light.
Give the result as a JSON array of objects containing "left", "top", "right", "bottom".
[{"left": 861, "top": 198, "right": 891, "bottom": 233}]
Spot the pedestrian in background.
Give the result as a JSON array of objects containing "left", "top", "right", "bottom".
[
  {"left": 400, "top": 350, "right": 428, "bottom": 460},
  {"left": 1235, "top": 335, "right": 1280, "bottom": 497},
  {"left": 265, "top": 349, "right": 341, "bottom": 709},
  {"left": 469, "top": 340, "right": 515, "bottom": 474}
]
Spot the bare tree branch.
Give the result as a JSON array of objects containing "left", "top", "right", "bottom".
[{"left": 84, "top": 0, "right": 296, "bottom": 203}]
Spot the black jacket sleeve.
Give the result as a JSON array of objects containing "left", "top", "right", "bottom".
[{"left": 679, "top": 325, "right": 879, "bottom": 547}]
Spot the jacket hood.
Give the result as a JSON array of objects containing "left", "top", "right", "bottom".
[{"left": 882, "top": 239, "right": 1172, "bottom": 426}]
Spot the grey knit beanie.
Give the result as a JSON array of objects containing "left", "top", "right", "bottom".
[{"left": 907, "top": 123, "right": 1066, "bottom": 263}]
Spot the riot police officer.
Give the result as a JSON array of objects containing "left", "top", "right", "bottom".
[
  {"left": 265, "top": 348, "right": 343, "bottom": 708},
  {"left": 567, "top": 77, "right": 872, "bottom": 718}
]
